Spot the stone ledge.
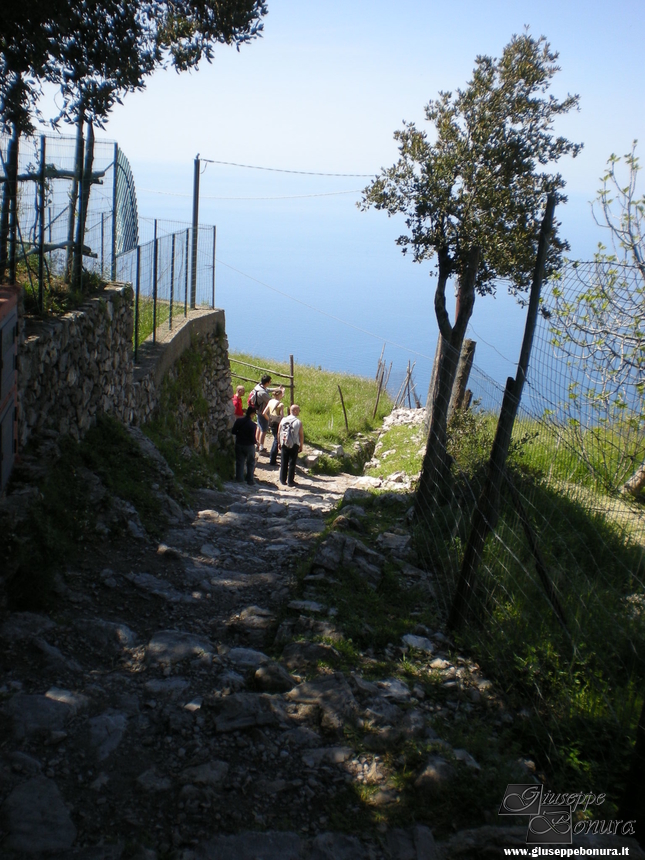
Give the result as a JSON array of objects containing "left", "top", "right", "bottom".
[{"left": 134, "top": 308, "right": 225, "bottom": 388}]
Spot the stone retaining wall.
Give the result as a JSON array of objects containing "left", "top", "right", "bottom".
[{"left": 16, "top": 284, "right": 234, "bottom": 452}]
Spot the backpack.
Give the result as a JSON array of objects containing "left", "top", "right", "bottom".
[
  {"left": 248, "top": 386, "right": 263, "bottom": 410},
  {"left": 279, "top": 416, "right": 300, "bottom": 448}
]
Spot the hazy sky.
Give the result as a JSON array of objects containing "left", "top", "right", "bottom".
[
  {"left": 37, "top": 0, "right": 645, "bottom": 386},
  {"left": 89, "top": 0, "right": 645, "bottom": 192}
]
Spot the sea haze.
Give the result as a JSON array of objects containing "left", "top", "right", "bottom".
[{"left": 132, "top": 159, "right": 606, "bottom": 401}]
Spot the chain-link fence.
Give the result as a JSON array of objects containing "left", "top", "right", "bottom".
[
  {"left": 414, "top": 259, "right": 644, "bottom": 810},
  {"left": 1, "top": 133, "right": 217, "bottom": 361},
  {"left": 0, "top": 131, "right": 139, "bottom": 296},
  {"left": 116, "top": 220, "right": 216, "bottom": 359}
]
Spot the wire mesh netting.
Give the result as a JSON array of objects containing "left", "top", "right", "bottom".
[
  {"left": 1, "top": 132, "right": 217, "bottom": 359},
  {"left": 413, "top": 259, "right": 644, "bottom": 801},
  {"left": 0, "top": 131, "right": 139, "bottom": 290},
  {"left": 116, "top": 221, "right": 216, "bottom": 356}
]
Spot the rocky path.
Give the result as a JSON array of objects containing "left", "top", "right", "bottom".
[
  {"left": 0, "top": 431, "right": 438, "bottom": 859},
  {"left": 2, "top": 412, "right": 643, "bottom": 860}
]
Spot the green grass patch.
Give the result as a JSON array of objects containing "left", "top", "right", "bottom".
[
  {"left": 17, "top": 258, "right": 110, "bottom": 318},
  {"left": 364, "top": 423, "right": 425, "bottom": 481},
  {"left": 135, "top": 297, "right": 171, "bottom": 346}
]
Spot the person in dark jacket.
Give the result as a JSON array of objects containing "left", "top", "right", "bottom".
[{"left": 232, "top": 405, "right": 257, "bottom": 485}]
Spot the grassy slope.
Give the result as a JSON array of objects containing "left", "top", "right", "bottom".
[{"left": 229, "top": 352, "right": 393, "bottom": 450}]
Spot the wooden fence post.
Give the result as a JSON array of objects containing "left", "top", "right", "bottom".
[
  {"left": 338, "top": 385, "right": 349, "bottom": 433},
  {"left": 289, "top": 354, "right": 295, "bottom": 407}
]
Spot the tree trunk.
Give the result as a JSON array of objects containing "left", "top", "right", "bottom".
[
  {"left": 71, "top": 121, "right": 94, "bottom": 291},
  {"left": 424, "top": 336, "right": 443, "bottom": 429},
  {"left": 416, "top": 248, "right": 480, "bottom": 515},
  {"left": 448, "top": 338, "right": 476, "bottom": 419},
  {"left": 0, "top": 125, "right": 19, "bottom": 283},
  {"left": 65, "top": 115, "right": 84, "bottom": 283}
]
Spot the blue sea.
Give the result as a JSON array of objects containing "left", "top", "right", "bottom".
[{"left": 132, "top": 160, "right": 605, "bottom": 402}]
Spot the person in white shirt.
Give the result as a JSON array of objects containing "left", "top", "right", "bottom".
[{"left": 278, "top": 404, "right": 304, "bottom": 487}]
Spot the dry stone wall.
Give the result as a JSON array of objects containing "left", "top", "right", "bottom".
[{"left": 16, "top": 284, "right": 234, "bottom": 453}]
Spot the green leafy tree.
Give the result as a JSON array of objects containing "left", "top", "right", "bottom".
[
  {"left": 0, "top": 1, "right": 70, "bottom": 281},
  {"left": 360, "top": 32, "right": 581, "bottom": 511}
]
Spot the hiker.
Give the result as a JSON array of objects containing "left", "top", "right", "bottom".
[
  {"left": 232, "top": 384, "right": 245, "bottom": 417},
  {"left": 249, "top": 374, "right": 272, "bottom": 452},
  {"left": 278, "top": 404, "right": 304, "bottom": 487},
  {"left": 263, "top": 386, "right": 285, "bottom": 465},
  {"left": 231, "top": 405, "right": 257, "bottom": 485}
]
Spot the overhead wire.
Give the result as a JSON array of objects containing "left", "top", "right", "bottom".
[
  {"left": 139, "top": 187, "right": 363, "bottom": 200},
  {"left": 200, "top": 158, "right": 375, "bottom": 178}
]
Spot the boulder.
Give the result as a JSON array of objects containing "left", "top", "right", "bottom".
[{"left": 1, "top": 776, "right": 77, "bottom": 853}]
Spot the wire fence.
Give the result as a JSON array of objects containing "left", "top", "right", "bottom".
[
  {"left": 414, "top": 259, "right": 644, "bottom": 808},
  {"left": 115, "top": 220, "right": 217, "bottom": 360},
  {"left": 0, "top": 131, "right": 139, "bottom": 293},
  {"left": 0, "top": 132, "right": 218, "bottom": 361}
]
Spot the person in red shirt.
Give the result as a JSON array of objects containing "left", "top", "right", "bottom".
[{"left": 232, "top": 385, "right": 245, "bottom": 417}]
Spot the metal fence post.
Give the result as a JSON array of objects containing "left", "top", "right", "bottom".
[
  {"left": 111, "top": 143, "right": 118, "bottom": 281},
  {"left": 184, "top": 228, "right": 189, "bottom": 317},
  {"left": 134, "top": 245, "right": 141, "bottom": 362},
  {"left": 212, "top": 225, "right": 216, "bottom": 308},
  {"left": 152, "top": 218, "right": 158, "bottom": 343},
  {"left": 100, "top": 212, "right": 104, "bottom": 276},
  {"left": 190, "top": 155, "right": 200, "bottom": 308},
  {"left": 170, "top": 232, "right": 175, "bottom": 331},
  {"left": 38, "top": 135, "right": 46, "bottom": 312}
]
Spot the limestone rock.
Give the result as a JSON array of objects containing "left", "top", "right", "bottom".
[
  {"left": 282, "top": 641, "right": 339, "bottom": 671},
  {"left": 401, "top": 634, "right": 434, "bottom": 654},
  {"left": 144, "top": 677, "right": 190, "bottom": 698},
  {"left": 212, "top": 692, "right": 285, "bottom": 732},
  {"left": 255, "top": 663, "right": 297, "bottom": 693},
  {"left": 227, "top": 647, "right": 271, "bottom": 670},
  {"left": 73, "top": 618, "right": 137, "bottom": 652},
  {"left": 386, "top": 825, "right": 439, "bottom": 860},
  {"left": 377, "top": 531, "right": 411, "bottom": 555},
  {"left": 342, "top": 488, "right": 372, "bottom": 503},
  {"left": 1, "top": 776, "right": 77, "bottom": 853},
  {"left": 414, "top": 756, "right": 456, "bottom": 790},
  {"left": 146, "top": 630, "right": 213, "bottom": 665},
  {"left": 136, "top": 768, "right": 172, "bottom": 792},
  {"left": 287, "top": 599, "right": 327, "bottom": 613},
  {"left": 89, "top": 710, "right": 128, "bottom": 761},
  {"left": 287, "top": 674, "right": 358, "bottom": 731},
  {"left": 377, "top": 678, "right": 411, "bottom": 701},
  {"left": 311, "top": 832, "right": 366, "bottom": 860},
  {"left": 5, "top": 690, "right": 83, "bottom": 739},
  {"left": 0, "top": 612, "right": 56, "bottom": 641},
  {"left": 280, "top": 726, "right": 322, "bottom": 747},
  {"left": 127, "top": 572, "right": 192, "bottom": 603},
  {"left": 179, "top": 760, "right": 228, "bottom": 787},
  {"left": 302, "top": 747, "right": 352, "bottom": 767},
  {"left": 190, "top": 831, "right": 303, "bottom": 860}
]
